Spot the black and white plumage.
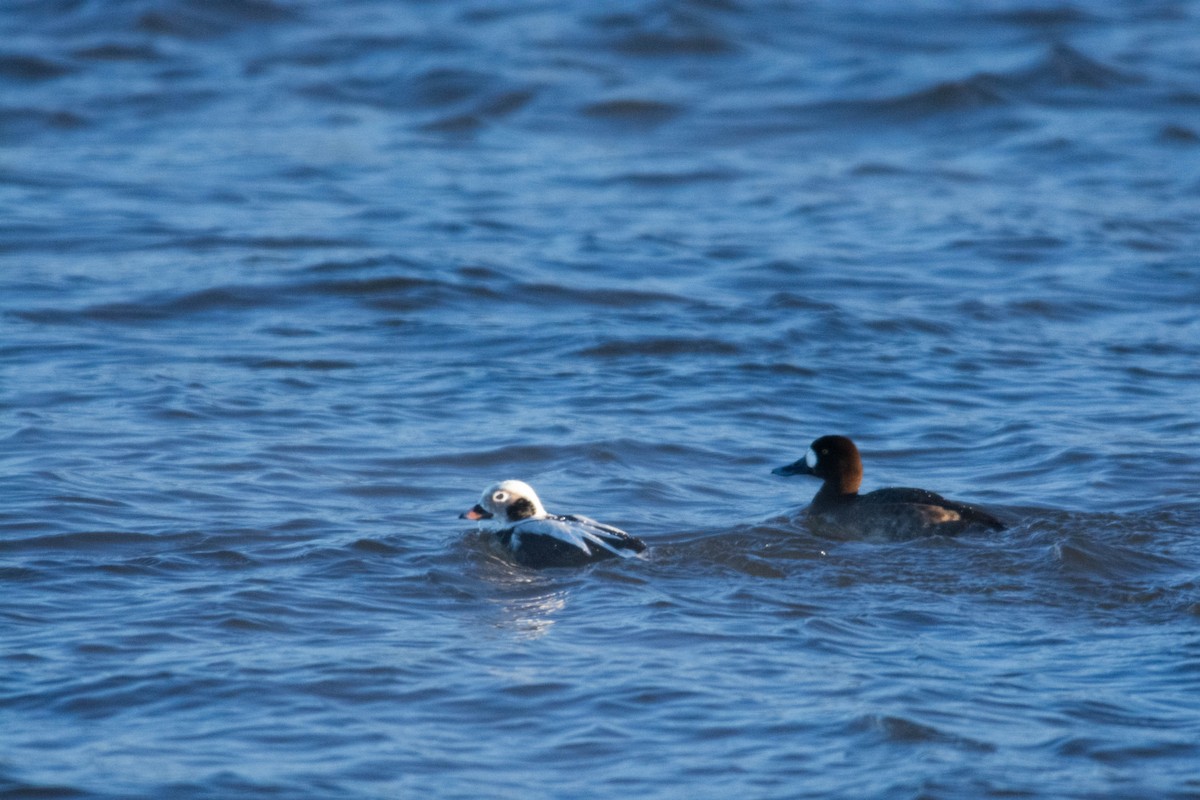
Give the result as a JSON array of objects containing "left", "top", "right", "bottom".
[
  {"left": 460, "top": 480, "right": 647, "bottom": 568},
  {"left": 773, "top": 435, "right": 1006, "bottom": 540}
]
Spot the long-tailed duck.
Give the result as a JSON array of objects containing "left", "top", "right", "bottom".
[{"left": 461, "top": 480, "right": 647, "bottom": 568}]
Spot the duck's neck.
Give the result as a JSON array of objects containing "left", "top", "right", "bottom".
[{"left": 812, "top": 480, "right": 858, "bottom": 510}]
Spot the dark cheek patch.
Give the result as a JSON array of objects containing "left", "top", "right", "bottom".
[{"left": 506, "top": 497, "right": 537, "bottom": 521}]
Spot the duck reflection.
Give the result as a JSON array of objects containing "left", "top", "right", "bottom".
[{"left": 490, "top": 582, "right": 570, "bottom": 639}]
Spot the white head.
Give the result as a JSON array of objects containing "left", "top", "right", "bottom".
[{"left": 460, "top": 480, "right": 547, "bottom": 527}]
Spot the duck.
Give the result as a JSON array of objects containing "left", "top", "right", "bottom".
[
  {"left": 773, "top": 435, "right": 1006, "bottom": 539},
  {"left": 460, "top": 480, "right": 647, "bottom": 568}
]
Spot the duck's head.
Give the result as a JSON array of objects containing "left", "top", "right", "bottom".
[
  {"left": 772, "top": 435, "right": 863, "bottom": 493},
  {"left": 460, "top": 479, "right": 547, "bottom": 526}
]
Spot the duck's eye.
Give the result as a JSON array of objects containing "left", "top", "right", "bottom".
[{"left": 492, "top": 491, "right": 509, "bottom": 504}]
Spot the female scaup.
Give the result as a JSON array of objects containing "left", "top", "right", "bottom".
[{"left": 773, "top": 435, "right": 1006, "bottom": 539}]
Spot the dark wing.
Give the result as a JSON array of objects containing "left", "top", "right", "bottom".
[
  {"left": 863, "top": 487, "right": 1006, "bottom": 531},
  {"left": 498, "top": 516, "right": 646, "bottom": 568},
  {"left": 557, "top": 515, "right": 648, "bottom": 554},
  {"left": 503, "top": 528, "right": 609, "bottom": 568}
]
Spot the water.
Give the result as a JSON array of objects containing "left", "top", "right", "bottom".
[{"left": 3, "top": 1, "right": 1200, "bottom": 797}]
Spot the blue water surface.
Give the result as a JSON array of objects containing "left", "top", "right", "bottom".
[{"left": 3, "top": 1, "right": 1200, "bottom": 798}]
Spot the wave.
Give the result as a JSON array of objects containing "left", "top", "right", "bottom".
[
  {"left": 582, "top": 99, "right": 683, "bottom": 126},
  {"left": 10, "top": 258, "right": 705, "bottom": 328},
  {"left": 576, "top": 336, "right": 740, "bottom": 358},
  {"left": 735, "top": 41, "right": 1143, "bottom": 139},
  {"left": 0, "top": 54, "right": 75, "bottom": 81}
]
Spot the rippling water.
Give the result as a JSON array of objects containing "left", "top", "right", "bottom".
[{"left": 4, "top": 1, "right": 1200, "bottom": 798}]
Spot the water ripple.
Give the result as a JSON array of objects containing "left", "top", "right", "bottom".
[{"left": 4, "top": 1, "right": 1200, "bottom": 798}]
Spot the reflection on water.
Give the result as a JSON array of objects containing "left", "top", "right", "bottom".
[
  {"left": 465, "top": 540, "right": 576, "bottom": 639},
  {"left": 491, "top": 586, "right": 570, "bottom": 640}
]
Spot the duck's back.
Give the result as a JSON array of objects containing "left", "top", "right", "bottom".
[
  {"left": 497, "top": 527, "right": 600, "bottom": 568},
  {"left": 498, "top": 515, "right": 646, "bottom": 568},
  {"left": 865, "top": 487, "right": 1005, "bottom": 529},
  {"left": 812, "top": 487, "right": 1005, "bottom": 539}
]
